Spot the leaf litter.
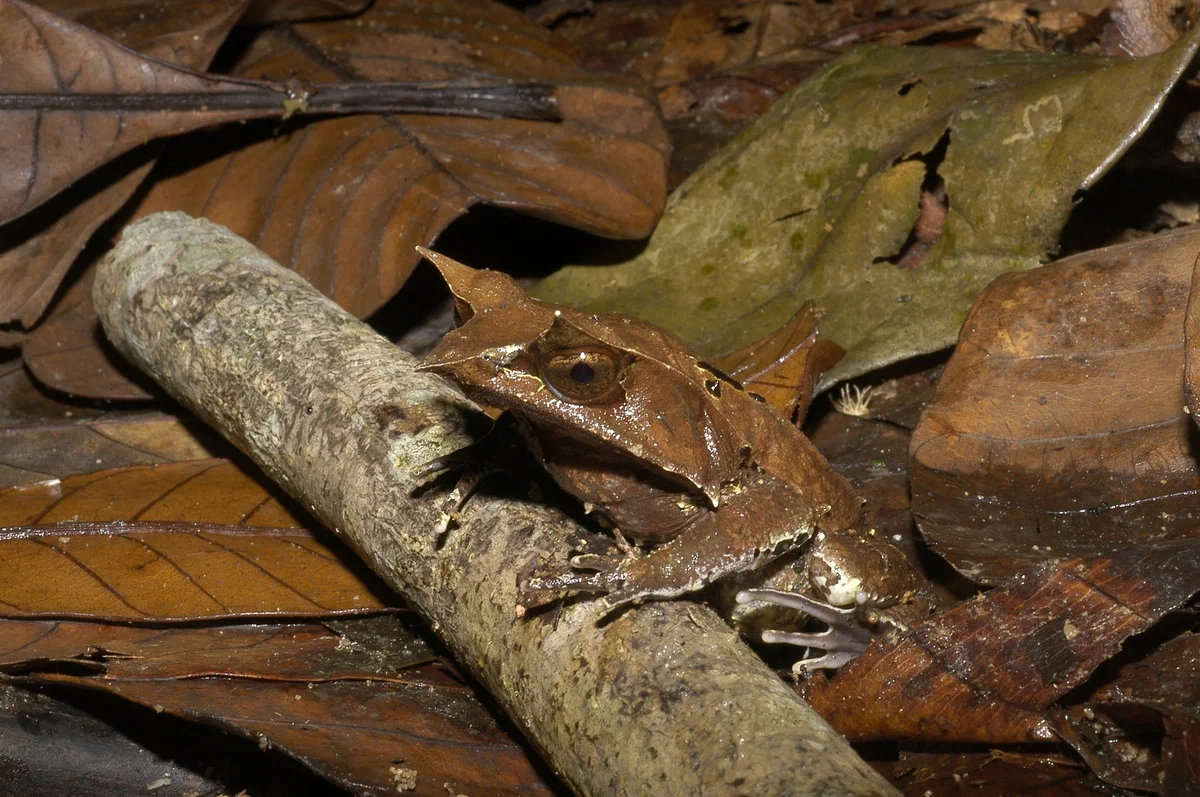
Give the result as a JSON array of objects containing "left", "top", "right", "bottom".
[{"left": 5, "top": 0, "right": 1200, "bottom": 794}]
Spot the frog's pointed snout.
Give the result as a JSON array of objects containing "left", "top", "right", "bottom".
[{"left": 417, "top": 336, "right": 480, "bottom": 377}]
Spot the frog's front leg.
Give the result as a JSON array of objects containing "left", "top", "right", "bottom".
[
  {"left": 410, "top": 412, "right": 532, "bottom": 536},
  {"left": 521, "top": 471, "right": 819, "bottom": 611}
]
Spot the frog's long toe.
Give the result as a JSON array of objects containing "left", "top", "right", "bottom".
[{"left": 736, "top": 587, "right": 874, "bottom": 672}]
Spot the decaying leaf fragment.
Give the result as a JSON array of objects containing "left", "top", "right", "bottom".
[
  {"left": 911, "top": 225, "right": 1200, "bottom": 584},
  {"left": 801, "top": 540, "right": 1200, "bottom": 744},
  {"left": 534, "top": 32, "right": 1200, "bottom": 385}
]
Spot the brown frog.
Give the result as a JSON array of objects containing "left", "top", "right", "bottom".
[{"left": 418, "top": 249, "right": 933, "bottom": 664}]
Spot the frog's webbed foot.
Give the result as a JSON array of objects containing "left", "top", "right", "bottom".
[
  {"left": 735, "top": 588, "right": 875, "bottom": 673},
  {"left": 521, "top": 473, "right": 817, "bottom": 613}
]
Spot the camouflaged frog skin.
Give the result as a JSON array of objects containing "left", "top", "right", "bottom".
[{"left": 417, "top": 249, "right": 864, "bottom": 612}]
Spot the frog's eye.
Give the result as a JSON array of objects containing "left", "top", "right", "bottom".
[{"left": 541, "top": 348, "right": 623, "bottom": 403}]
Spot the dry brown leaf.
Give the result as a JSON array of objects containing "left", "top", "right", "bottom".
[
  {"left": 27, "top": 0, "right": 670, "bottom": 398},
  {"left": 0, "top": 0, "right": 261, "bottom": 249},
  {"left": 0, "top": 0, "right": 249, "bottom": 328},
  {"left": 802, "top": 540, "right": 1200, "bottom": 743},
  {"left": 0, "top": 458, "right": 299, "bottom": 527},
  {"left": 0, "top": 616, "right": 434, "bottom": 682},
  {"left": 0, "top": 522, "right": 389, "bottom": 620},
  {"left": 134, "top": 0, "right": 668, "bottom": 317},
  {"left": 0, "top": 356, "right": 105, "bottom": 425},
  {"left": 38, "top": 666, "right": 555, "bottom": 797},
  {"left": 910, "top": 225, "right": 1200, "bottom": 584},
  {"left": 4, "top": 615, "right": 553, "bottom": 796}
]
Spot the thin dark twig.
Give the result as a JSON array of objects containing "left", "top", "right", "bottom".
[{"left": 0, "top": 81, "right": 562, "bottom": 121}]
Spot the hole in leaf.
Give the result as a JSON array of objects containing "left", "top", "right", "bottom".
[{"left": 880, "top": 128, "right": 952, "bottom": 270}]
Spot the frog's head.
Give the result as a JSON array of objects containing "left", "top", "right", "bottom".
[{"left": 417, "top": 248, "right": 749, "bottom": 505}]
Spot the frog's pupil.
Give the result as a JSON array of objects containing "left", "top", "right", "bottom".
[{"left": 570, "top": 361, "right": 595, "bottom": 383}]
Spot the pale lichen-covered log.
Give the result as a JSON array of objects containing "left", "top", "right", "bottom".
[{"left": 93, "top": 211, "right": 898, "bottom": 797}]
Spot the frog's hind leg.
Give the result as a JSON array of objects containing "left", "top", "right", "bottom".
[{"left": 735, "top": 588, "right": 874, "bottom": 672}]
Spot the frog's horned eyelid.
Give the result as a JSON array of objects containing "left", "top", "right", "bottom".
[
  {"left": 416, "top": 246, "right": 471, "bottom": 279},
  {"left": 416, "top": 246, "right": 528, "bottom": 309}
]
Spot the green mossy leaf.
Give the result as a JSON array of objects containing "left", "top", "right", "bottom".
[{"left": 534, "top": 34, "right": 1200, "bottom": 385}]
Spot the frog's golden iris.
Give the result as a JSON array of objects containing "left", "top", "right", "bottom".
[{"left": 540, "top": 347, "right": 623, "bottom": 403}]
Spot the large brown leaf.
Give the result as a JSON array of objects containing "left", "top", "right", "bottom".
[
  {"left": 802, "top": 540, "right": 1200, "bottom": 743},
  {"left": 0, "top": 459, "right": 390, "bottom": 619},
  {"left": 28, "top": 0, "right": 670, "bottom": 398},
  {"left": 0, "top": 0, "right": 249, "bottom": 328},
  {"left": 3, "top": 1, "right": 563, "bottom": 232},
  {"left": 8, "top": 616, "right": 553, "bottom": 796},
  {"left": 136, "top": 0, "right": 669, "bottom": 315},
  {"left": 910, "top": 225, "right": 1200, "bottom": 584}
]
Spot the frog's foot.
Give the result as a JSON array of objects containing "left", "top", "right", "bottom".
[
  {"left": 410, "top": 414, "right": 528, "bottom": 535},
  {"left": 517, "top": 552, "right": 626, "bottom": 608},
  {"left": 735, "top": 588, "right": 875, "bottom": 673},
  {"left": 525, "top": 554, "right": 621, "bottom": 592}
]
